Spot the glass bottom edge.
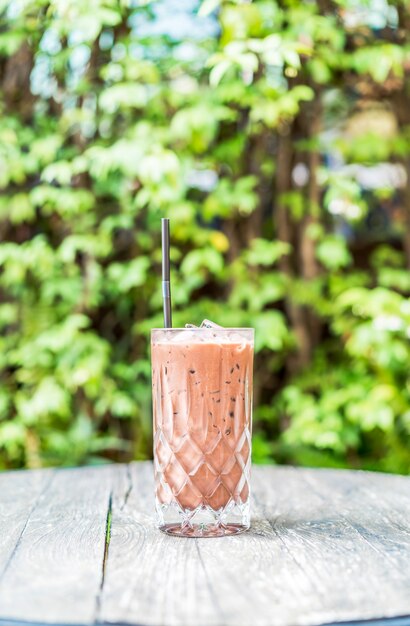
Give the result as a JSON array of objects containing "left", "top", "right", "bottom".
[
  {"left": 155, "top": 498, "right": 251, "bottom": 538},
  {"left": 159, "top": 522, "right": 250, "bottom": 538}
]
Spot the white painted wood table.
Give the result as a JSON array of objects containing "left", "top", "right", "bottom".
[{"left": 0, "top": 462, "right": 409, "bottom": 626}]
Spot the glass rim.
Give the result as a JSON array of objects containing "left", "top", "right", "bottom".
[{"left": 151, "top": 327, "right": 254, "bottom": 332}]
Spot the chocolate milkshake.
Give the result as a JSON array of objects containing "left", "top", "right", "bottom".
[{"left": 152, "top": 327, "right": 254, "bottom": 537}]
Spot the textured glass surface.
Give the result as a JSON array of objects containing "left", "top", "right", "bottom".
[{"left": 152, "top": 328, "right": 254, "bottom": 537}]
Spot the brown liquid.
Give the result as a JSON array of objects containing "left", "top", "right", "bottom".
[{"left": 152, "top": 337, "right": 253, "bottom": 511}]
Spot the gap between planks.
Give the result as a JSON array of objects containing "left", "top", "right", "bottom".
[{"left": 94, "top": 490, "right": 113, "bottom": 619}]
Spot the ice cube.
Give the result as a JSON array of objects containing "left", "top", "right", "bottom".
[
  {"left": 200, "top": 319, "right": 223, "bottom": 329},
  {"left": 227, "top": 330, "right": 249, "bottom": 348},
  {"left": 171, "top": 330, "right": 198, "bottom": 343}
]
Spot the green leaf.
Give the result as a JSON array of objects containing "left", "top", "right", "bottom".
[
  {"left": 246, "top": 239, "right": 291, "bottom": 266},
  {"left": 107, "top": 257, "right": 150, "bottom": 293},
  {"left": 316, "top": 236, "right": 352, "bottom": 270},
  {"left": 209, "top": 60, "right": 231, "bottom": 87},
  {"left": 99, "top": 84, "right": 148, "bottom": 112},
  {"left": 181, "top": 248, "right": 224, "bottom": 277},
  {"left": 254, "top": 311, "right": 290, "bottom": 352}
]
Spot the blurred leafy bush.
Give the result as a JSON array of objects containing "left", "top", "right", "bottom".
[{"left": 0, "top": 0, "right": 409, "bottom": 472}]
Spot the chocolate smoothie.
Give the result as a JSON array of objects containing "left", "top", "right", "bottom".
[{"left": 152, "top": 329, "right": 253, "bottom": 513}]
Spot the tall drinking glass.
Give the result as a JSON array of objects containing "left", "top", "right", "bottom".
[{"left": 151, "top": 327, "right": 254, "bottom": 537}]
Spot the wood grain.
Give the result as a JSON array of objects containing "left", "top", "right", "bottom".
[
  {"left": 0, "top": 463, "right": 409, "bottom": 626},
  {"left": 99, "top": 464, "right": 410, "bottom": 626},
  {"left": 0, "top": 465, "right": 113, "bottom": 625},
  {"left": 98, "top": 462, "right": 222, "bottom": 626},
  {"left": 0, "top": 467, "right": 54, "bottom": 583},
  {"left": 253, "top": 467, "right": 410, "bottom": 625}
]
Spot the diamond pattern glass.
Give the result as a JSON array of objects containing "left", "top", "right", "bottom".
[{"left": 151, "top": 328, "right": 254, "bottom": 537}]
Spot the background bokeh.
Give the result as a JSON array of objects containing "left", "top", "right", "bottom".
[{"left": 0, "top": 0, "right": 409, "bottom": 473}]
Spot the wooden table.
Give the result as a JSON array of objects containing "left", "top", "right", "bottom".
[{"left": 0, "top": 462, "right": 409, "bottom": 626}]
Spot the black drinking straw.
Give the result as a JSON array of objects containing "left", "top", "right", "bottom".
[{"left": 161, "top": 218, "right": 172, "bottom": 328}]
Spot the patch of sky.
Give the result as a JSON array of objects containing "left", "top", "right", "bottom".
[
  {"left": 111, "top": 43, "right": 127, "bottom": 62},
  {"left": 100, "top": 30, "right": 115, "bottom": 51},
  {"left": 64, "top": 44, "right": 91, "bottom": 91},
  {"left": 40, "top": 29, "right": 62, "bottom": 55},
  {"left": 343, "top": 0, "right": 398, "bottom": 29},
  {"left": 5, "top": 0, "right": 22, "bottom": 19},
  {"left": 31, "top": 55, "right": 57, "bottom": 98},
  {"left": 31, "top": 0, "right": 218, "bottom": 99},
  {"left": 128, "top": 0, "right": 218, "bottom": 41}
]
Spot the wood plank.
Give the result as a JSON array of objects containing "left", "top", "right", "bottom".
[
  {"left": 100, "top": 465, "right": 329, "bottom": 626},
  {"left": 99, "top": 461, "right": 223, "bottom": 626},
  {"left": 193, "top": 466, "right": 339, "bottom": 626},
  {"left": 190, "top": 467, "right": 325, "bottom": 626},
  {"left": 0, "top": 465, "right": 113, "bottom": 625},
  {"left": 101, "top": 464, "right": 410, "bottom": 626},
  {"left": 298, "top": 468, "right": 410, "bottom": 602},
  {"left": 0, "top": 468, "right": 54, "bottom": 582},
  {"left": 253, "top": 466, "right": 410, "bottom": 625},
  {"left": 326, "top": 618, "right": 410, "bottom": 626},
  {"left": 0, "top": 463, "right": 409, "bottom": 626}
]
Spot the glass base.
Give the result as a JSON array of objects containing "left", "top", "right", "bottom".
[
  {"left": 156, "top": 498, "right": 250, "bottom": 538},
  {"left": 160, "top": 522, "right": 248, "bottom": 537}
]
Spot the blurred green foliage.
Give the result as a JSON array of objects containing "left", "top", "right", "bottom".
[{"left": 0, "top": 0, "right": 409, "bottom": 473}]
